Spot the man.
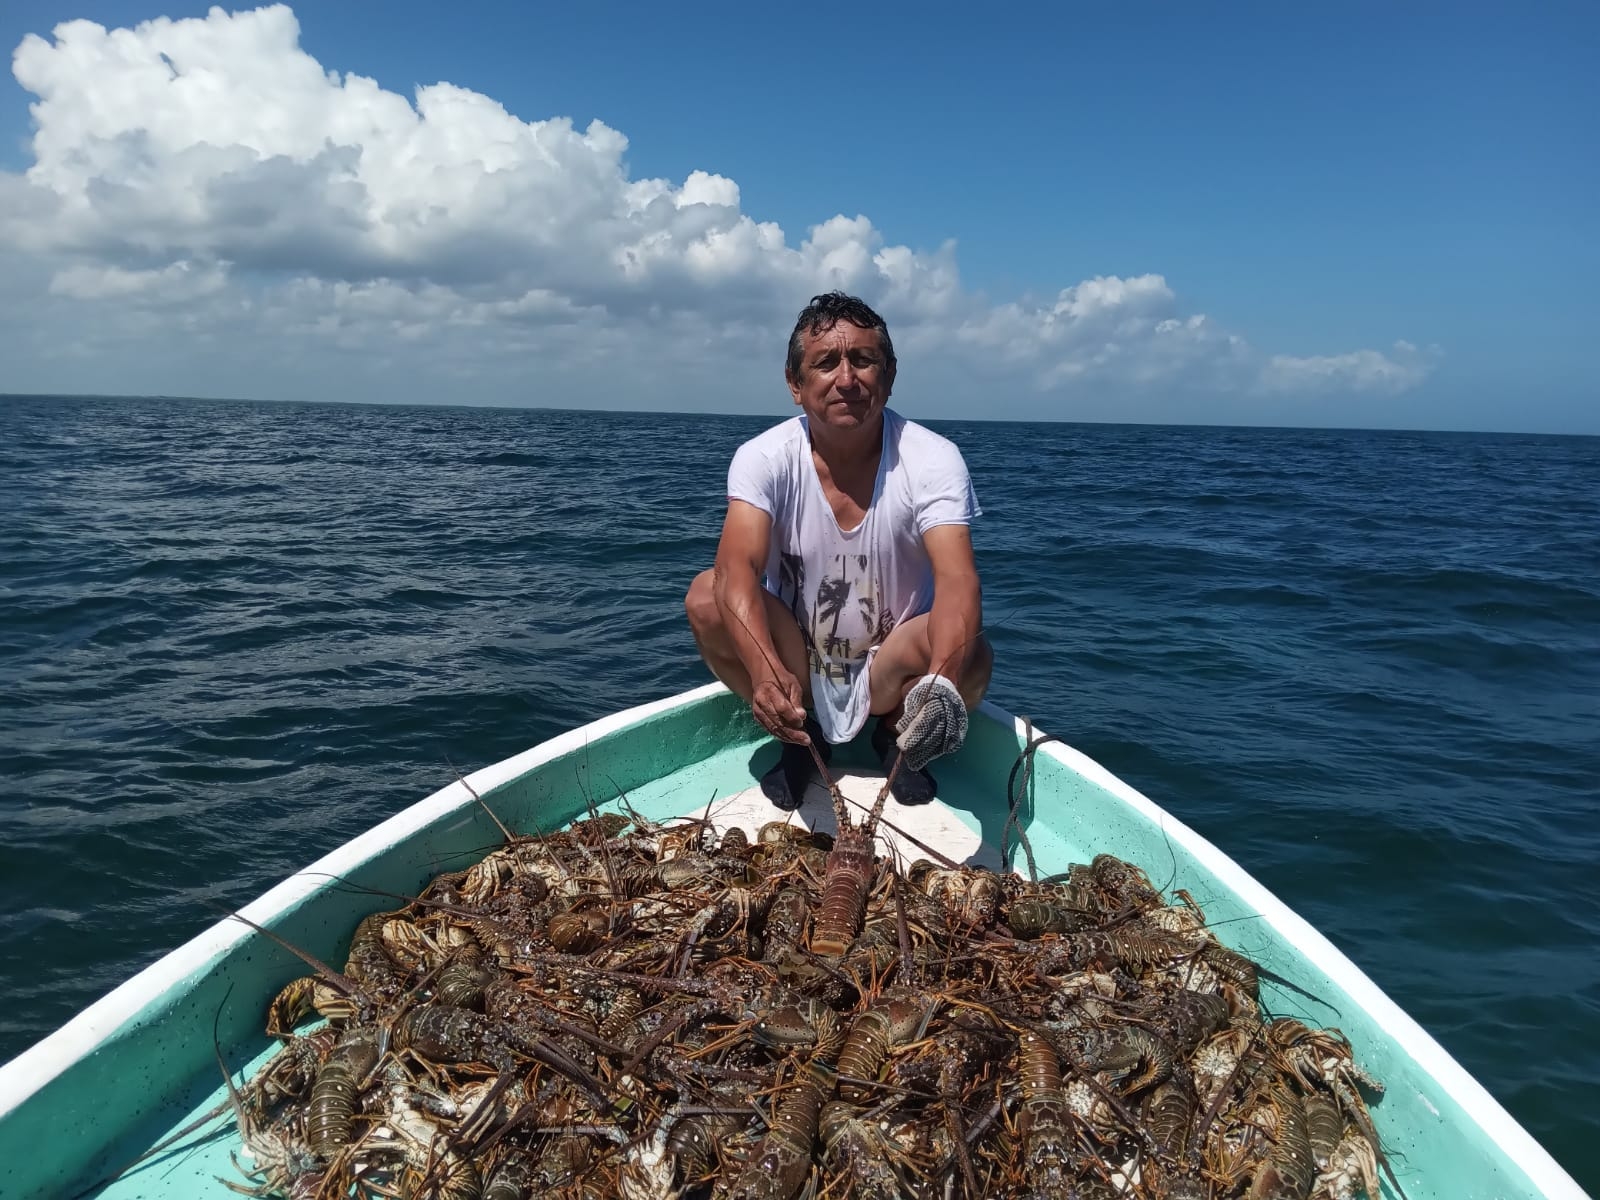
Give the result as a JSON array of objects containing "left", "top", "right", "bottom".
[{"left": 685, "top": 292, "right": 992, "bottom": 808}]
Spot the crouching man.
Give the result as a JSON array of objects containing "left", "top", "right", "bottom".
[{"left": 685, "top": 291, "right": 992, "bottom": 807}]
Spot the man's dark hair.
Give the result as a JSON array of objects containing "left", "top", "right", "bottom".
[{"left": 785, "top": 292, "right": 897, "bottom": 382}]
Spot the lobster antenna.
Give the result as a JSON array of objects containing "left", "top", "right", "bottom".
[{"left": 717, "top": 574, "right": 847, "bottom": 823}]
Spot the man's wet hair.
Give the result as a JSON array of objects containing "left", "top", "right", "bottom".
[{"left": 785, "top": 292, "right": 897, "bottom": 382}]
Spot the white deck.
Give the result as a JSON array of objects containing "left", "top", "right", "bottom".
[{"left": 701, "top": 767, "right": 1004, "bottom": 871}]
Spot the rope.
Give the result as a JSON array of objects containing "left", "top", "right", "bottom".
[{"left": 1001, "top": 718, "right": 1067, "bottom": 883}]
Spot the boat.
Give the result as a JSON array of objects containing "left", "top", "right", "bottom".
[{"left": 0, "top": 682, "right": 1584, "bottom": 1199}]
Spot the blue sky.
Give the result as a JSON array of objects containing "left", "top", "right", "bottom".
[{"left": 0, "top": 1, "right": 1594, "bottom": 431}]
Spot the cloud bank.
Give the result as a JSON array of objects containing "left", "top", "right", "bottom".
[{"left": 1, "top": 5, "right": 1434, "bottom": 411}]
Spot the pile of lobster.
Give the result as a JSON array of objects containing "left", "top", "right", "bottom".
[{"left": 226, "top": 772, "right": 1391, "bottom": 1200}]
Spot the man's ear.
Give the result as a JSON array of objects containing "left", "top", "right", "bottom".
[{"left": 786, "top": 369, "right": 803, "bottom": 405}]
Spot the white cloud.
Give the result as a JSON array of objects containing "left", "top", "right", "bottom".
[
  {"left": 1261, "top": 341, "right": 1440, "bottom": 395},
  {"left": 0, "top": 5, "right": 1434, "bottom": 408}
]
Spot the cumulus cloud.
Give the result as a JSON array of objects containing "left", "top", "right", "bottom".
[
  {"left": 1, "top": 5, "right": 1433, "bottom": 408},
  {"left": 1261, "top": 341, "right": 1440, "bottom": 395},
  {"left": 945, "top": 275, "right": 1254, "bottom": 391}
]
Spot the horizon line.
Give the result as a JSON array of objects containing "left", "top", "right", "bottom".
[{"left": 0, "top": 390, "right": 1593, "bottom": 440}]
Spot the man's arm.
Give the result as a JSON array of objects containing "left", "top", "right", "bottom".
[
  {"left": 923, "top": 523, "right": 983, "bottom": 692},
  {"left": 713, "top": 500, "right": 808, "bottom": 742}
]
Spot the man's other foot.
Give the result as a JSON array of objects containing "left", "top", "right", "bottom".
[
  {"left": 759, "top": 717, "right": 830, "bottom": 811},
  {"left": 871, "top": 717, "right": 937, "bottom": 805}
]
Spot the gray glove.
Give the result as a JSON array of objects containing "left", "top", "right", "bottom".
[{"left": 895, "top": 674, "right": 968, "bottom": 771}]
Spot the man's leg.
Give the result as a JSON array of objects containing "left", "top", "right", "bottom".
[
  {"left": 867, "top": 613, "right": 993, "bottom": 717},
  {"left": 685, "top": 569, "right": 824, "bottom": 810},
  {"left": 684, "top": 569, "right": 813, "bottom": 702}
]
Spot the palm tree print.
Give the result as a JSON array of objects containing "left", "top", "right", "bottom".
[
  {"left": 815, "top": 572, "right": 853, "bottom": 677},
  {"left": 873, "top": 602, "right": 897, "bottom": 645},
  {"left": 779, "top": 552, "right": 809, "bottom": 634},
  {"left": 779, "top": 550, "right": 830, "bottom": 673}
]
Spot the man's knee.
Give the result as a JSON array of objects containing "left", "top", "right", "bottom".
[
  {"left": 685, "top": 569, "right": 720, "bottom": 636},
  {"left": 961, "top": 634, "right": 995, "bottom": 706},
  {"left": 870, "top": 625, "right": 992, "bottom": 713}
]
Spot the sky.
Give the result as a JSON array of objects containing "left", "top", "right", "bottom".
[{"left": 0, "top": 1, "right": 1594, "bottom": 432}]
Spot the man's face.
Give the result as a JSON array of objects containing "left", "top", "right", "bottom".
[{"left": 786, "top": 320, "right": 894, "bottom": 433}]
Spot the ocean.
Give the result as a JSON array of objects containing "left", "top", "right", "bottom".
[{"left": 0, "top": 394, "right": 1595, "bottom": 1187}]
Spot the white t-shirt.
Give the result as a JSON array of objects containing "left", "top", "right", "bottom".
[{"left": 726, "top": 409, "right": 981, "bottom": 743}]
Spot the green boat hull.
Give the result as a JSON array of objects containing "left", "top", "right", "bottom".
[{"left": 0, "top": 684, "right": 1584, "bottom": 1198}]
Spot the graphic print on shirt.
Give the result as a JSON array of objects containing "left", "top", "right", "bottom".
[
  {"left": 779, "top": 552, "right": 806, "bottom": 628},
  {"left": 790, "top": 553, "right": 897, "bottom": 683}
]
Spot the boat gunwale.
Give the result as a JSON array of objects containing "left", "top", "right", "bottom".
[{"left": 0, "top": 682, "right": 1584, "bottom": 1197}]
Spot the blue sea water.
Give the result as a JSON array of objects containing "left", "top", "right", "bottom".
[{"left": 0, "top": 394, "right": 1595, "bottom": 1187}]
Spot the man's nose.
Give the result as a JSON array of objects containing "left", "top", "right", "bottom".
[{"left": 836, "top": 358, "right": 857, "bottom": 387}]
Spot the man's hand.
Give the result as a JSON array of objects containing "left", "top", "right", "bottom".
[
  {"left": 752, "top": 672, "right": 809, "bottom": 744},
  {"left": 895, "top": 674, "right": 967, "bottom": 771}
]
